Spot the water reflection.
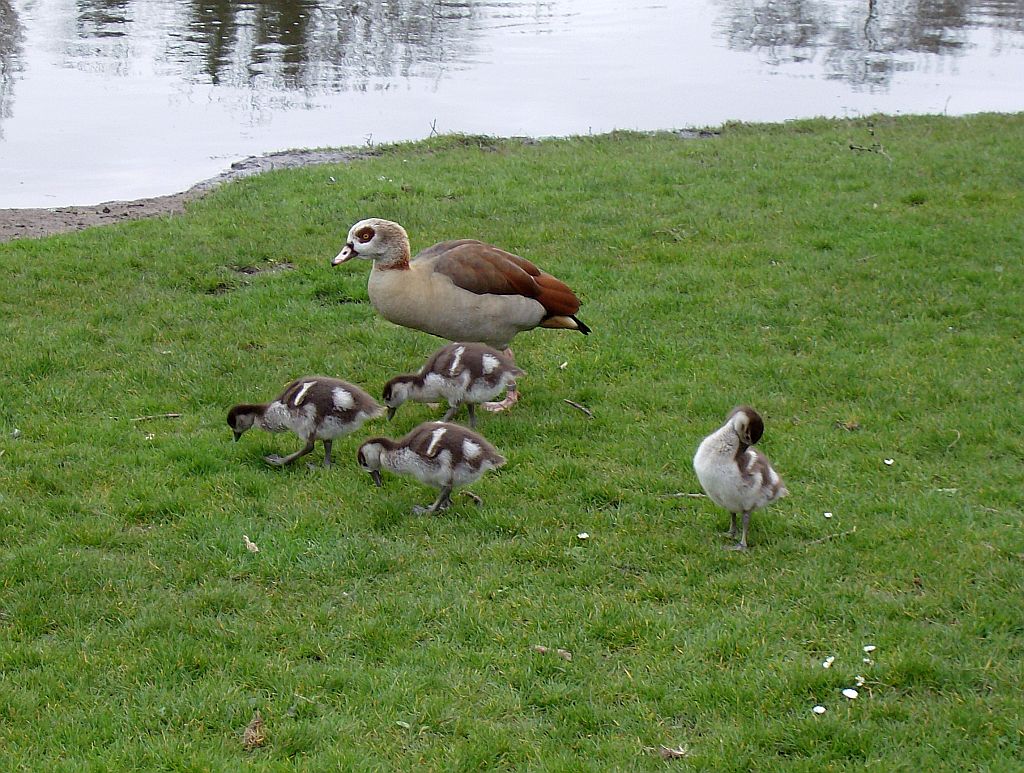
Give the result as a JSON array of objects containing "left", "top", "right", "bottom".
[
  {"left": 0, "top": 0, "right": 21, "bottom": 139},
  {"left": 715, "top": 0, "right": 1024, "bottom": 89},
  {"left": 45, "top": 1, "right": 550, "bottom": 91}
]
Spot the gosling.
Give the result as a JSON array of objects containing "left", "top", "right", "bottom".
[
  {"left": 228, "top": 376, "right": 383, "bottom": 467},
  {"left": 357, "top": 421, "right": 506, "bottom": 514},
  {"left": 383, "top": 342, "right": 524, "bottom": 427},
  {"left": 693, "top": 406, "right": 788, "bottom": 550}
]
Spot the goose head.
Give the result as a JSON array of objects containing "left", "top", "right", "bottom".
[
  {"left": 227, "top": 404, "right": 260, "bottom": 441},
  {"left": 332, "top": 218, "right": 410, "bottom": 267},
  {"left": 356, "top": 439, "right": 386, "bottom": 487},
  {"left": 381, "top": 375, "right": 416, "bottom": 420},
  {"left": 728, "top": 406, "right": 764, "bottom": 447}
]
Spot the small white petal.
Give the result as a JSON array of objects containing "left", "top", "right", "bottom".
[
  {"left": 884, "top": 458, "right": 894, "bottom": 465},
  {"left": 842, "top": 688, "right": 859, "bottom": 699},
  {"left": 863, "top": 645, "right": 876, "bottom": 653},
  {"left": 559, "top": 361, "right": 569, "bottom": 370},
  {"left": 577, "top": 532, "right": 590, "bottom": 540},
  {"left": 855, "top": 675, "right": 865, "bottom": 687},
  {"left": 812, "top": 705, "right": 827, "bottom": 715},
  {"left": 863, "top": 657, "right": 873, "bottom": 664},
  {"left": 824, "top": 511, "right": 833, "bottom": 519},
  {"left": 822, "top": 656, "right": 835, "bottom": 669}
]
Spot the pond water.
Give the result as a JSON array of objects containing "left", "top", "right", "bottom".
[{"left": 1, "top": 0, "right": 1023, "bottom": 207}]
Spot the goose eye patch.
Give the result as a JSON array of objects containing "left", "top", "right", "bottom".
[{"left": 356, "top": 227, "right": 375, "bottom": 243}]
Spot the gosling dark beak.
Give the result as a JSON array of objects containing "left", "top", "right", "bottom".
[
  {"left": 233, "top": 431, "right": 242, "bottom": 442},
  {"left": 332, "top": 242, "right": 356, "bottom": 265},
  {"left": 386, "top": 406, "right": 397, "bottom": 421},
  {"left": 369, "top": 470, "right": 383, "bottom": 488}
]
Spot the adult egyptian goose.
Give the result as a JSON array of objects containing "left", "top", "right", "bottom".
[
  {"left": 383, "top": 342, "right": 525, "bottom": 428},
  {"left": 357, "top": 421, "right": 506, "bottom": 514},
  {"left": 692, "top": 406, "right": 789, "bottom": 550},
  {"left": 331, "top": 218, "right": 589, "bottom": 410},
  {"left": 228, "top": 376, "right": 383, "bottom": 468}
]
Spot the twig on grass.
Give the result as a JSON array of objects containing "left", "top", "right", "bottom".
[
  {"left": 946, "top": 429, "right": 961, "bottom": 451},
  {"left": 659, "top": 492, "right": 707, "bottom": 499},
  {"left": 805, "top": 526, "right": 858, "bottom": 545},
  {"left": 563, "top": 399, "right": 594, "bottom": 418},
  {"left": 849, "top": 143, "right": 892, "bottom": 162},
  {"left": 130, "top": 412, "right": 182, "bottom": 423}
]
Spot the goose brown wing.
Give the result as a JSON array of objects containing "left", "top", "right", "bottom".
[{"left": 432, "top": 242, "right": 581, "bottom": 317}]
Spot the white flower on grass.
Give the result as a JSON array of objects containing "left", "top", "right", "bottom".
[
  {"left": 842, "top": 688, "right": 859, "bottom": 699},
  {"left": 863, "top": 644, "right": 877, "bottom": 653},
  {"left": 822, "top": 655, "right": 835, "bottom": 669},
  {"left": 824, "top": 511, "right": 833, "bottom": 519},
  {"left": 577, "top": 532, "right": 590, "bottom": 540},
  {"left": 812, "top": 705, "right": 827, "bottom": 715},
  {"left": 884, "top": 458, "right": 894, "bottom": 466}
]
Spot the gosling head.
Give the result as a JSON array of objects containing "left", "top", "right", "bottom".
[
  {"left": 381, "top": 375, "right": 417, "bottom": 421},
  {"left": 226, "top": 404, "right": 261, "bottom": 442},
  {"left": 356, "top": 439, "right": 386, "bottom": 487},
  {"left": 728, "top": 406, "right": 765, "bottom": 447},
  {"left": 332, "top": 218, "right": 410, "bottom": 266}
]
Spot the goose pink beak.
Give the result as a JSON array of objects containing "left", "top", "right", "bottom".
[{"left": 332, "top": 243, "right": 356, "bottom": 265}]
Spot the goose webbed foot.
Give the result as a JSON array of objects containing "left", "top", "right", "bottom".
[
  {"left": 264, "top": 439, "right": 316, "bottom": 467},
  {"left": 412, "top": 485, "right": 453, "bottom": 515}
]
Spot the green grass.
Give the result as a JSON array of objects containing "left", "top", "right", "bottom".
[{"left": 1, "top": 114, "right": 1022, "bottom": 770}]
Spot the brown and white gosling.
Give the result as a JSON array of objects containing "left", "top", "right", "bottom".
[
  {"left": 228, "top": 376, "right": 383, "bottom": 468},
  {"left": 383, "top": 342, "right": 525, "bottom": 428},
  {"left": 692, "top": 406, "right": 789, "bottom": 550},
  {"left": 356, "top": 421, "right": 506, "bottom": 514},
  {"left": 331, "top": 218, "right": 589, "bottom": 411}
]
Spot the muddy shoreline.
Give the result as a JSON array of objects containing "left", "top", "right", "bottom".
[{"left": 0, "top": 148, "right": 373, "bottom": 243}]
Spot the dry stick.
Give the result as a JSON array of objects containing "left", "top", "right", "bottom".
[
  {"left": 849, "top": 142, "right": 892, "bottom": 162},
  {"left": 130, "top": 412, "right": 182, "bottom": 423},
  {"left": 660, "top": 492, "right": 707, "bottom": 499},
  {"left": 563, "top": 399, "right": 594, "bottom": 418},
  {"left": 805, "top": 526, "right": 858, "bottom": 545}
]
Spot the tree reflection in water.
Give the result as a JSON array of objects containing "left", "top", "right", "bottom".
[{"left": 715, "top": 0, "right": 1024, "bottom": 90}]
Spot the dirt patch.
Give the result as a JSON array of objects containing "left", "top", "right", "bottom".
[{"left": 0, "top": 148, "right": 375, "bottom": 244}]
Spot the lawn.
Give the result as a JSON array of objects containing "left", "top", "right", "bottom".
[{"left": 0, "top": 113, "right": 1022, "bottom": 770}]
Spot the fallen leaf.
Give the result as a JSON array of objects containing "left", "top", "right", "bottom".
[
  {"left": 659, "top": 745, "right": 689, "bottom": 760},
  {"left": 243, "top": 535, "right": 260, "bottom": 553},
  {"left": 242, "top": 710, "right": 266, "bottom": 750},
  {"left": 556, "top": 648, "right": 573, "bottom": 661}
]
